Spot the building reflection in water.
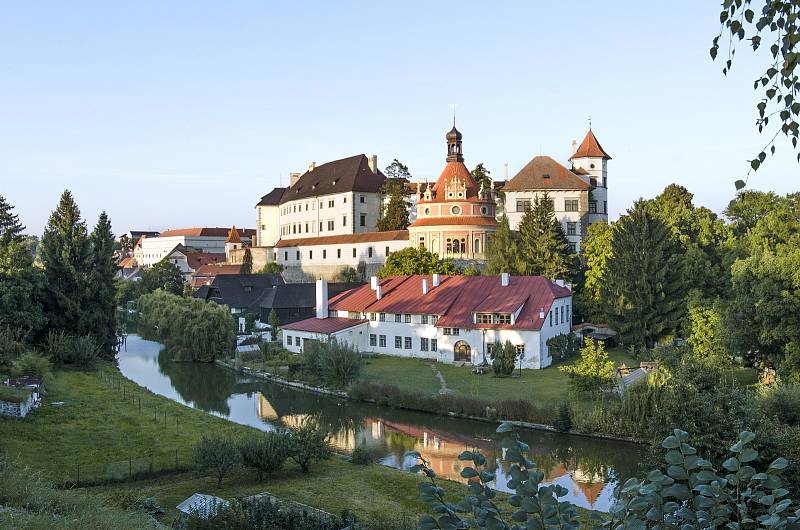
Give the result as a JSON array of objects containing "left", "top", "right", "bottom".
[{"left": 254, "top": 391, "right": 618, "bottom": 511}]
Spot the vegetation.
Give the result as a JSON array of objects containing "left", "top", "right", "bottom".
[
  {"left": 378, "top": 247, "right": 460, "bottom": 277},
  {"left": 560, "top": 338, "right": 616, "bottom": 393},
  {"left": 45, "top": 330, "right": 101, "bottom": 367},
  {"left": 268, "top": 309, "right": 280, "bottom": 340},
  {"left": 484, "top": 215, "right": 522, "bottom": 275},
  {"left": 138, "top": 290, "right": 236, "bottom": 362},
  {"left": 10, "top": 351, "right": 51, "bottom": 381},
  {"left": 285, "top": 419, "right": 332, "bottom": 473},
  {"left": 257, "top": 261, "right": 284, "bottom": 275},
  {"left": 470, "top": 162, "right": 492, "bottom": 191},
  {"left": 0, "top": 384, "right": 33, "bottom": 403},
  {"left": 378, "top": 158, "right": 412, "bottom": 231},
  {"left": 552, "top": 402, "right": 572, "bottom": 432},
  {"left": 546, "top": 332, "right": 582, "bottom": 362},
  {"left": 240, "top": 247, "right": 253, "bottom": 275},
  {"left": 194, "top": 435, "right": 242, "bottom": 486},
  {"left": 237, "top": 432, "right": 290, "bottom": 480},
  {"left": 338, "top": 266, "right": 362, "bottom": 282},
  {"left": 139, "top": 259, "right": 184, "bottom": 296},
  {"left": 300, "top": 339, "right": 364, "bottom": 387},
  {"left": 349, "top": 444, "right": 384, "bottom": 466},
  {"left": 575, "top": 221, "right": 612, "bottom": 322},
  {"left": 518, "top": 192, "right": 572, "bottom": 278},
  {"left": 489, "top": 340, "right": 517, "bottom": 377}
]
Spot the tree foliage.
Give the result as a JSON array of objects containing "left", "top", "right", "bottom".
[
  {"left": 576, "top": 221, "right": 613, "bottom": 322},
  {"left": 0, "top": 195, "right": 25, "bottom": 246},
  {"left": 267, "top": 309, "right": 279, "bottom": 341},
  {"left": 284, "top": 419, "right": 332, "bottom": 473},
  {"left": 86, "top": 212, "right": 118, "bottom": 355},
  {"left": 377, "top": 159, "right": 411, "bottom": 231},
  {"left": 139, "top": 259, "right": 184, "bottom": 296},
  {"left": 378, "top": 247, "right": 460, "bottom": 278},
  {"left": 688, "top": 304, "right": 730, "bottom": 367},
  {"left": 489, "top": 340, "right": 517, "bottom": 377},
  {"left": 546, "top": 332, "right": 582, "bottom": 363},
  {"left": 485, "top": 215, "right": 522, "bottom": 275},
  {"left": 257, "top": 261, "right": 284, "bottom": 275},
  {"left": 240, "top": 248, "right": 253, "bottom": 275},
  {"left": 338, "top": 266, "right": 361, "bottom": 283},
  {"left": 470, "top": 162, "right": 492, "bottom": 191},
  {"left": 560, "top": 337, "right": 616, "bottom": 393},
  {"left": 711, "top": 0, "right": 800, "bottom": 177},
  {"left": 517, "top": 192, "right": 571, "bottom": 279},
  {"left": 237, "top": 432, "right": 290, "bottom": 481},
  {"left": 193, "top": 435, "right": 241, "bottom": 486},
  {"left": 602, "top": 201, "right": 686, "bottom": 349}
]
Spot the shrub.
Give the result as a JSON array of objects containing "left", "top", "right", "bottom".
[
  {"left": 193, "top": 435, "right": 241, "bottom": 486},
  {"left": 285, "top": 419, "right": 332, "bottom": 473},
  {"left": 559, "top": 337, "right": 616, "bottom": 393},
  {"left": 261, "top": 341, "right": 291, "bottom": 361},
  {"left": 759, "top": 383, "right": 800, "bottom": 426},
  {"left": 11, "top": 352, "right": 52, "bottom": 381},
  {"left": 267, "top": 309, "right": 279, "bottom": 341},
  {"left": 244, "top": 313, "right": 256, "bottom": 333},
  {"left": 0, "top": 328, "right": 26, "bottom": 372},
  {"left": 237, "top": 432, "right": 290, "bottom": 481},
  {"left": 349, "top": 444, "right": 383, "bottom": 465},
  {"left": 303, "top": 339, "right": 364, "bottom": 388},
  {"left": 489, "top": 341, "right": 517, "bottom": 377},
  {"left": 45, "top": 331, "right": 101, "bottom": 367},
  {"left": 546, "top": 332, "right": 582, "bottom": 362},
  {"left": 552, "top": 402, "right": 572, "bottom": 432}
]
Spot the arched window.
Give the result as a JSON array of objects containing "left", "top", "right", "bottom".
[{"left": 474, "top": 238, "right": 480, "bottom": 253}]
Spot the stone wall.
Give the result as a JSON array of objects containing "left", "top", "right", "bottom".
[
  {"left": 0, "top": 392, "right": 34, "bottom": 418},
  {"left": 281, "top": 262, "right": 384, "bottom": 283},
  {"left": 228, "top": 247, "right": 273, "bottom": 271}
]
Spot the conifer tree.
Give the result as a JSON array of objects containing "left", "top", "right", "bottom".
[
  {"left": 485, "top": 215, "right": 521, "bottom": 275},
  {"left": 87, "top": 212, "right": 118, "bottom": 356},
  {"left": 377, "top": 159, "right": 411, "bottom": 231},
  {"left": 517, "top": 193, "right": 571, "bottom": 278},
  {"left": 602, "top": 200, "right": 686, "bottom": 350},
  {"left": 41, "top": 190, "right": 92, "bottom": 335},
  {"left": 0, "top": 195, "right": 25, "bottom": 246},
  {"left": 470, "top": 163, "right": 491, "bottom": 191},
  {"left": 240, "top": 248, "right": 253, "bottom": 275}
]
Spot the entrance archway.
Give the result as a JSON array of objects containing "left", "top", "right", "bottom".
[{"left": 453, "top": 340, "right": 471, "bottom": 363}]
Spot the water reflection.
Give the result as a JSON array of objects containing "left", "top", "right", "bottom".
[{"left": 118, "top": 335, "right": 643, "bottom": 511}]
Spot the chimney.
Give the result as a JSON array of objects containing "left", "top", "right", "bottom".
[
  {"left": 571, "top": 139, "right": 578, "bottom": 156},
  {"left": 432, "top": 274, "right": 440, "bottom": 288},
  {"left": 376, "top": 284, "right": 382, "bottom": 300},
  {"left": 501, "top": 272, "right": 509, "bottom": 287},
  {"left": 422, "top": 278, "right": 429, "bottom": 295},
  {"left": 368, "top": 154, "right": 378, "bottom": 174},
  {"left": 315, "top": 279, "right": 329, "bottom": 319},
  {"left": 290, "top": 172, "right": 301, "bottom": 187},
  {"left": 308, "top": 162, "right": 316, "bottom": 173},
  {"left": 370, "top": 276, "right": 378, "bottom": 290},
  {"left": 539, "top": 308, "right": 545, "bottom": 320}
]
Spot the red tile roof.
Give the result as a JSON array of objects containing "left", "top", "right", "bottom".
[
  {"left": 281, "top": 317, "right": 367, "bottom": 334},
  {"left": 275, "top": 230, "right": 409, "bottom": 248},
  {"left": 328, "top": 275, "right": 571, "bottom": 331},
  {"left": 185, "top": 252, "right": 227, "bottom": 270},
  {"left": 570, "top": 129, "right": 611, "bottom": 160},
  {"left": 409, "top": 216, "right": 498, "bottom": 228},
  {"left": 420, "top": 162, "right": 491, "bottom": 204},
  {"left": 225, "top": 226, "right": 242, "bottom": 244},
  {"left": 192, "top": 264, "right": 242, "bottom": 276},
  {"left": 159, "top": 227, "right": 256, "bottom": 238},
  {"left": 504, "top": 156, "right": 590, "bottom": 191},
  {"left": 118, "top": 257, "right": 136, "bottom": 268}
]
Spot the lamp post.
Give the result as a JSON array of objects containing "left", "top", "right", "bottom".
[{"left": 481, "top": 329, "right": 488, "bottom": 366}]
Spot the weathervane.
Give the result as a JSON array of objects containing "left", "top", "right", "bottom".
[
  {"left": 588, "top": 115, "right": 592, "bottom": 129},
  {"left": 450, "top": 103, "right": 457, "bottom": 126}
]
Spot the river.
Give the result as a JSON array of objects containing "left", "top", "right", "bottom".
[{"left": 117, "top": 334, "right": 645, "bottom": 512}]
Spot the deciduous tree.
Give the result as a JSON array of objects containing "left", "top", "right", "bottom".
[
  {"left": 560, "top": 337, "right": 616, "bottom": 393},
  {"left": 139, "top": 260, "right": 184, "bottom": 296},
  {"left": 378, "top": 247, "right": 460, "bottom": 278}
]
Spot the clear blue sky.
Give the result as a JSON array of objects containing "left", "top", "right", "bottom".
[{"left": 1, "top": 1, "right": 797, "bottom": 236}]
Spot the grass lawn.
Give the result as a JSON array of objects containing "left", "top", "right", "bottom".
[{"left": 360, "top": 347, "right": 641, "bottom": 407}]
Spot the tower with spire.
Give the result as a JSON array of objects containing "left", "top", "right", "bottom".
[
  {"left": 225, "top": 226, "right": 242, "bottom": 260},
  {"left": 569, "top": 127, "right": 611, "bottom": 224}
]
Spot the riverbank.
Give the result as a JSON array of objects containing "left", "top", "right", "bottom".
[{"left": 216, "top": 357, "right": 648, "bottom": 445}]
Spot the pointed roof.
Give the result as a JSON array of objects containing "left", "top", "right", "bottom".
[
  {"left": 279, "top": 154, "right": 385, "bottom": 204},
  {"left": 505, "top": 156, "right": 591, "bottom": 191},
  {"left": 225, "top": 226, "right": 242, "bottom": 244},
  {"left": 570, "top": 129, "right": 612, "bottom": 160}
]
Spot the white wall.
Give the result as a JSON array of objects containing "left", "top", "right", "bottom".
[
  {"left": 278, "top": 191, "right": 382, "bottom": 240},
  {"left": 276, "top": 238, "right": 408, "bottom": 268},
  {"left": 505, "top": 189, "right": 593, "bottom": 253},
  {"left": 135, "top": 235, "right": 251, "bottom": 268},
  {"left": 256, "top": 204, "right": 281, "bottom": 247}
]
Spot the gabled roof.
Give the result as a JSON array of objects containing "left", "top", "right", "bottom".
[
  {"left": 328, "top": 275, "right": 572, "bottom": 331},
  {"left": 185, "top": 252, "right": 226, "bottom": 270},
  {"left": 193, "top": 274, "right": 285, "bottom": 312},
  {"left": 192, "top": 264, "right": 242, "bottom": 277},
  {"left": 504, "top": 156, "right": 590, "bottom": 192},
  {"left": 256, "top": 187, "right": 287, "bottom": 206},
  {"left": 260, "top": 282, "right": 364, "bottom": 310},
  {"left": 159, "top": 227, "right": 256, "bottom": 238},
  {"left": 275, "top": 230, "right": 409, "bottom": 248},
  {"left": 225, "top": 227, "right": 242, "bottom": 244},
  {"left": 280, "top": 154, "right": 385, "bottom": 204},
  {"left": 281, "top": 317, "right": 367, "bottom": 334},
  {"left": 570, "top": 129, "right": 612, "bottom": 160}
]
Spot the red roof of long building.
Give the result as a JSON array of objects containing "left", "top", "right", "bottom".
[
  {"left": 275, "top": 230, "right": 409, "bottom": 248},
  {"left": 281, "top": 317, "right": 367, "bottom": 334},
  {"left": 328, "top": 275, "right": 571, "bottom": 331}
]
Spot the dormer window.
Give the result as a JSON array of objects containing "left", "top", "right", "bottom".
[
  {"left": 543, "top": 174, "right": 551, "bottom": 179},
  {"left": 475, "top": 313, "right": 512, "bottom": 325}
]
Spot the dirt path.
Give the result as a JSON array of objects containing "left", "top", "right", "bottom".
[{"left": 429, "top": 363, "right": 451, "bottom": 394}]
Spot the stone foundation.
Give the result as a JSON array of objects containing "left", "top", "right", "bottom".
[{"left": 0, "top": 393, "right": 35, "bottom": 418}]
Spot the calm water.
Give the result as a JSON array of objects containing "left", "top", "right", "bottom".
[{"left": 117, "top": 334, "right": 645, "bottom": 512}]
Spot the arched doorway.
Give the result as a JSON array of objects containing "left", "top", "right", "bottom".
[{"left": 453, "top": 340, "right": 471, "bottom": 363}]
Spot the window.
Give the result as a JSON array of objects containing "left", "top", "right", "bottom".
[
  {"left": 369, "top": 312, "right": 376, "bottom": 321},
  {"left": 309, "top": 250, "right": 313, "bottom": 259},
  {"left": 337, "top": 248, "right": 341, "bottom": 258},
  {"left": 589, "top": 200, "right": 598, "bottom": 213},
  {"left": 421, "top": 338, "right": 429, "bottom": 351},
  {"left": 344, "top": 196, "right": 347, "bottom": 203},
  {"left": 379, "top": 335, "right": 386, "bottom": 347},
  {"left": 516, "top": 199, "right": 531, "bottom": 212},
  {"left": 343, "top": 215, "right": 347, "bottom": 226},
  {"left": 476, "top": 313, "right": 493, "bottom": 324},
  {"left": 379, "top": 313, "right": 386, "bottom": 322},
  {"left": 323, "top": 249, "right": 327, "bottom": 259},
  {"left": 431, "top": 339, "right": 438, "bottom": 351},
  {"left": 305, "top": 223, "right": 309, "bottom": 233},
  {"left": 328, "top": 200, "right": 334, "bottom": 208},
  {"left": 555, "top": 307, "right": 559, "bottom": 325},
  {"left": 431, "top": 315, "right": 438, "bottom": 325},
  {"left": 395, "top": 314, "right": 402, "bottom": 323},
  {"left": 319, "top": 201, "right": 323, "bottom": 208},
  {"left": 286, "top": 335, "right": 292, "bottom": 345},
  {"left": 395, "top": 336, "right": 402, "bottom": 348},
  {"left": 404, "top": 337, "right": 412, "bottom": 349},
  {"left": 549, "top": 311, "right": 553, "bottom": 326},
  {"left": 443, "top": 328, "right": 459, "bottom": 336},
  {"left": 590, "top": 177, "right": 598, "bottom": 187},
  {"left": 567, "top": 222, "right": 577, "bottom": 236},
  {"left": 360, "top": 214, "right": 366, "bottom": 227},
  {"left": 565, "top": 199, "right": 579, "bottom": 212},
  {"left": 360, "top": 195, "right": 365, "bottom": 203},
  {"left": 284, "top": 251, "right": 288, "bottom": 261},
  {"left": 369, "top": 334, "right": 377, "bottom": 346},
  {"left": 319, "top": 222, "right": 323, "bottom": 232},
  {"left": 476, "top": 313, "right": 512, "bottom": 324},
  {"left": 328, "top": 220, "right": 334, "bottom": 231},
  {"left": 567, "top": 242, "right": 577, "bottom": 253},
  {"left": 561, "top": 306, "right": 565, "bottom": 324},
  {"left": 603, "top": 177, "right": 607, "bottom": 188},
  {"left": 348, "top": 311, "right": 360, "bottom": 319},
  {"left": 516, "top": 344, "right": 525, "bottom": 356},
  {"left": 385, "top": 246, "right": 390, "bottom": 256},
  {"left": 368, "top": 247, "right": 373, "bottom": 258},
  {"left": 604, "top": 200, "right": 608, "bottom": 213},
  {"left": 451, "top": 205, "right": 461, "bottom": 215},
  {"left": 404, "top": 314, "right": 411, "bottom": 323},
  {"left": 352, "top": 248, "right": 356, "bottom": 258},
  {"left": 421, "top": 315, "right": 429, "bottom": 324},
  {"left": 296, "top": 251, "right": 300, "bottom": 260},
  {"left": 486, "top": 343, "right": 495, "bottom": 355},
  {"left": 295, "top": 337, "right": 300, "bottom": 346}
]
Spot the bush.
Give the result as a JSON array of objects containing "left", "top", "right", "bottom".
[
  {"left": 11, "top": 352, "right": 51, "bottom": 381},
  {"left": 193, "top": 435, "right": 241, "bottom": 486},
  {"left": 45, "top": 331, "right": 101, "bottom": 367},
  {"left": 559, "top": 337, "right": 616, "bottom": 393},
  {"left": 349, "top": 445, "right": 383, "bottom": 466},
  {"left": 489, "top": 341, "right": 517, "bottom": 377},
  {"left": 759, "top": 383, "right": 800, "bottom": 426},
  {"left": 285, "top": 419, "right": 332, "bottom": 473},
  {"left": 304, "top": 339, "right": 364, "bottom": 388},
  {"left": 238, "top": 432, "right": 290, "bottom": 481},
  {"left": 261, "top": 341, "right": 291, "bottom": 361},
  {"left": 0, "top": 328, "right": 26, "bottom": 373},
  {"left": 546, "top": 332, "right": 582, "bottom": 362},
  {"left": 244, "top": 313, "right": 256, "bottom": 333},
  {"left": 552, "top": 402, "right": 572, "bottom": 432}
]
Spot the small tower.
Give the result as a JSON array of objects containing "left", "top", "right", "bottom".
[
  {"left": 570, "top": 128, "right": 611, "bottom": 224},
  {"left": 225, "top": 226, "right": 242, "bottom": 260},
  {"left": 446, "top": 124, "right": 464, "bottom": 162}
]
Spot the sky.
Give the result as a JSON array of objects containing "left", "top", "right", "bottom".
[{"left": 1, "top": 1, "right": 797, "bottom": 236}]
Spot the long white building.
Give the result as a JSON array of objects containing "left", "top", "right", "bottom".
[
  {"left": 280, "top": 274, "right": 573, "bottom": 369},
  {"left": 133, "top": 227, "right": 255, "bottom": 268}
]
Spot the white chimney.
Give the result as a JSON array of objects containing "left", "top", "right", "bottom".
[
  {"left": 555, "top": 279, "right": 565, "bottom": 287},
  {"left": 501, "top": 272, "right": 509, "bottom": 287},
  {"left": 376, "top": 284, "right": 382, "bottom": 300},
  {"left": 539, "top": 308, "right": 545, "bottom": 320},
  {"left": 290, "top": 172, "right": 301, "bottom": 187},
  {"left": 432, "top": 274, "right": 440, "bottom": 287},
  {"left": 571, "top": 139, "right": 578, "bottom": 156},
  {"left": 422, "top": 278, "right": 429, "bottom": 295},
  {"left": 315, "top": 279, "right": 328, "bottom": 319},
  {"left": 308, "top": 162, "right": 316, "bottom": 172},
  {"left": 368, "top": 154, "right": 378, "bottom": 174},
  {"left": 370, "top": 276, "right": 378, "bottom": 290}
]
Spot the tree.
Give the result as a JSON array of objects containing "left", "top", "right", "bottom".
[
  {"left": 517, "top": 193, "right": 571, "bottom": 278},
  {"left": 86, "top": 212, "right": 118, "bottom": 357},
  {"left": 576, "top": 221, "right": 613, "bottom": 322},
  {"left": 485, "top": 215, "right": 521, "bottom": 275},
  {"left": 470, "top": 163, "right": 491, "bottom": 191},
  {"left": 725, "top": 190, "right": 785, "bottom": 235},
  {"left": 546, "top": 332, "right": 582, "bottom": 363},
  {"left": 193, "top": 435, "right": 241, "bottom": 486},
  {"left": 378, "top": 247, "right": 460, "bottom": 278},
  {"left": 711, "top": 1, "right": 800, "bottom": 177},
  {"left": 489, "top": 340, "right": 517, "bottom": 377},
  {"left": 139, "top": 259, "right": 184, "bottom": 296},
  {"left": 118, "top": 234, "right": 133, "bottom": 253},
  {"left": 688, "top": 304, "right": 729, "bottom": 367},
  {"left": 602, "top": 201, "right": 686, "bottom": 349},
  {"left": 338, "top": 266, "right": 361, "bottom": 282},
  {"left": 237, "top": 432, "right": 289, "bottom": 481},
  {"left": 40, "top": 190, "right": 92, "bottom": 336},
  {"left": 0, "top": 195, "right": 25, "bottom": 246},
  {"left": 268, "top": 309, "right": 279, "bottom": 341},
  {"left": 560, "top": 337, "right": 616, "bottom": 393},
  {"left": 240, "top": 248, "right": 253, "bottom": 275},
  {"left": 285, "top": 419, "right": 332, "bottom": 473},
  {"left": 257, "top": 261, "right": 283, "bottom": 275},
  {"left": 377, "top": 159, "right": 411, "bottom": 232}
]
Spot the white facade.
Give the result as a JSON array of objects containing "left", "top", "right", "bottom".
[
  {"left": 505, "top": 189, "right": 592, "bottom": 253},
  {"left": 134, "top": 232, "right": 253, "bottom": 268},
  {"left": 570, "top": 155, "right": 609, "bottom": 226},
  {"left": 276, "top": 236, "right": 409, "bottom": 269},
  {"left": 256, "top": 203, "right": 281, "bottom": 247},
  {"left": 279, "top": 191, "right": 383, "bottom": 241}
]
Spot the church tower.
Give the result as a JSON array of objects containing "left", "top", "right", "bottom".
[
  {"left": 570, "top": 128, "right": 611, "bottom": 224},
  {"left": 225, "top": 226, "right": 242, "bottom": 260}
]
